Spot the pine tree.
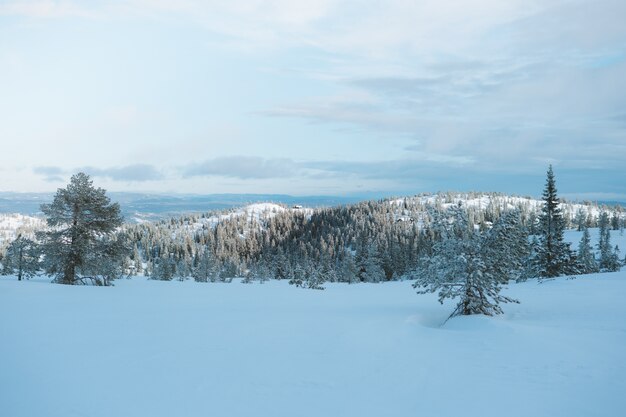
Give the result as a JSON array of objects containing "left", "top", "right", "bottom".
[
  {"left": 577, "top": 227, "right": 598, "bottom": 274},
  {"left": 483, "top": 210, "right": 530, "bottom": 283},
  {"left": 355, "top": 239, "right": 384, "bottom": 282},
  {"left": 598, "top": 212, "right": 621, "bottom": 272},
  {"left": 412, "top": 206, "right": 519, "bottom": 318},
  {"left": 3, "top": 234, "right": 39, "bottom": 280},
  {"left": 575, "top": 208, "right": 586, "bottom": 231},
  {"left": 152, "top": 254, "right": 176, "bottom": 281},
  {"left": 192, "top": 248, "right": 219, "bottom": 282},
  {"left": 533, "top": 165, "right": 577, "bottom": 278},
  {"left": 39, "top": 173, "right": 127, "bottom": 285}
]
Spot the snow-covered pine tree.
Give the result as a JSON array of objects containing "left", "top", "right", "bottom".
[
  {"left": 598, "top": 212, "right": 621, "bottom": 272},
  {"left": 151, "top": 254, "right": 176, "bottom": 281},
  {"left": 289, "top": 263, "right": 306, "bottom": 287},
  {"left": 3, "top": 234, "right": 39, "bottom": 280},
  {"left": 192, "top": 247, "right": 219, "bottom": 282},
  {"left": 304, "top": 262, "right": 325, "bottom": 290},
  {"left": 356, "top": 240, "right": 385, "bottom": 283},
  {"left": 575, "top": 208, "right": 587, "bottom": 231},
  {"left": 412, "top": 206, "right": 519, "bottom": 318},
  {"left": 533, "top": 165, "right": 578, "bottom": 278},
  {"left": 39, "top": 172, "right": 127, "bottom": 285},
  {"left": 482, "top": 210, "right": 530, "bottom": 283},
  {"left": 339, "top": 252, "right": 358, "bottom": 284},
  {"left": 577, "top": 226, "right": 599, "bottom": 274},
  {"left": 81, "top": 234, "right": 130, "bottom": 286}
]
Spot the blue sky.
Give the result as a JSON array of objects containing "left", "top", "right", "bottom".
[{"left": 1, "top": 0, "right": 625, "bottom": 200}]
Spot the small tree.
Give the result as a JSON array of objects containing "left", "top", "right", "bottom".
[
  {"left": 3, "top": 234, "right": 40, "bottom": 280},
  {"left": 483, "top": 210, "right": 530, "bottom": 283},
  {"left": 577, "top": 227, "right": 599, "bottom": 274},
  {"left": 598, "top": 212, "right": 621, "bottom": 272},
  {"left": 151, "top": 254, "right": 176, "bottom": 281},
  {"left": 412, "top": 207, "right": 519, "bottom": 318},
  {"left": 192, "top": 247, "right": 219, "bottom": 282},
  {"left": 39, "top": 172, "right": 127, "bottom": 285}
]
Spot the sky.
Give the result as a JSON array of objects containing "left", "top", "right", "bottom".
[{"left": 0, "top": 0, "right": 625, "bottom": 200}]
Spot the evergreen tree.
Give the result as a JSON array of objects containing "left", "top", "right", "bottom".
[
  {"left": 483, "top": 210, "right": 530, "bottom": 283},
  {"left": 412, "top": 206, "right": 519, "bottom": 318},
  {"left": 289, "top": 263, "right": 306, "bottom": 287},
  {"left": 192, "top": 248, "right": 219, "bottom": 282},
  {"left": 533, "top": 166, "right": 577, "bottom": 278},
  {"left": 575, "top": 208, "right": 586, "bottom": 231},
  {"left": 39, "top": 173, "right": 126, "bottom": 285},
  {"left": 82, "top": 234, "right": 131, "bottom": 286},
  {"left": 152, "top": 254, "right": 176, "bottom": 281},
  {"left": 577, "top": 227, "right": 598, "bottom": 274},
  {"left": 597, "top": 212, "right": 620, "bottom": 272},
  {"left": 3, "top": 234, "right": 39, "bottom": 280}
]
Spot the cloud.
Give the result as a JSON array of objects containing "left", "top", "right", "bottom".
[
  {"left": 32, "top": 166, "right": 65, "bottom": 182},
  {"left": 6, "top": 0, "right": 626, "bottom": 198},
  {"left": 182, "top": 156, "right": 299, "bottom": 179},
  {"left": 80, "top": 164, "right": 164, "bottom": 182},
  {"left": 33, "top": 164, "right": 163, "bottom": 182},
  {"left": 33, "top": 166, "right": 64, "bottom": 176}
]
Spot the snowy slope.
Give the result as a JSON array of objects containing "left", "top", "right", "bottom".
[
  {"left": 399, "top": 192, "right": 620, "bottom": 222},
  {"left": 0, "top": 213, "right": 45, "bottom": 245},
  {"left": 1, "top": 272, "right": 625, "bottom": 417},
  {"left": 161, "top": 202, "right": 309, "bottom": 238},
  {"left": 565, "top": 228, "right": 626, "bottom": 254}
]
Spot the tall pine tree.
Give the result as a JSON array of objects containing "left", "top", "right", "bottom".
[
  {"left": 533, "top": 166, "right": 578, "bottom": 278},
  {"left": 39, "top": 172, "right": 127, "bottom": 285}
]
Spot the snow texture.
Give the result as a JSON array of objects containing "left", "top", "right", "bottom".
[
  {"left": 1, "top": 267, "right": 625, "bottom": 416},
  {"left": 0, "top": 213, "right": 45, "bottom": 244}
]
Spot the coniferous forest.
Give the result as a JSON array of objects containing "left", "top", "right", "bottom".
[{"left": 2, "top": 167, "right": 624, "bottom": 317}]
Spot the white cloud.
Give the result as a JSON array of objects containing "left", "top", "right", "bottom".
[{"left": 2, "top": 0, "right": 625, "bottom": 196}]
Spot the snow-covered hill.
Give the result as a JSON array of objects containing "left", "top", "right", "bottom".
[
  {"left": 155, "top": 202, "right": 310, "bottom": 237},
  {"left": 1, "top": 271, "right": 624, "bottom": 417},
  {"left": 0, "top": 213, "right": 45, "bottom": 246},
  {"left": 394, "top": 192, "right": 620, "bottom": 223}
]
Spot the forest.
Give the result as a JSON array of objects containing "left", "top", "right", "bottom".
[{"left": 3, "top": 171, "right": 623, "bottom": 297}]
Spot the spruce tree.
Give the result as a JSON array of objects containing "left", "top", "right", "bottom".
[
  {"left": 598, "top": 212, "right": 620, "bottom": 272},
  {"left": 483, "top": 210, "right": 530, "bottom": 283},
  {"left": 533, "top": 165, "right": 577, "bottom": 278},
  {"left": 412, "top": 206, "right": 519, "bottom": 318},
  {"left": 577, "top": 227, "right": 598, "bottom": 274},
  {"left": 192, "top": 248, "right": 219, "bottom": 282}
]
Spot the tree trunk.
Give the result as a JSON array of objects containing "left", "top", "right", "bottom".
[
  {"left": 18, "top": 246, "right": 23, "bottom": 281},
  {"left": 64, "top": 262, "right": 75, "bottom": 285}
]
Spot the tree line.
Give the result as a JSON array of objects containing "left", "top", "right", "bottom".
[{"left": 1, "top": 168, "right": 624, "bottom": 316}]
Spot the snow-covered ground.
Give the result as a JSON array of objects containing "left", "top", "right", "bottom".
[
  {"left": 565, "top": 228, "right": 626, "bottom": 254},
  {"left": 1, "top": 269, "right": 625, "bottom": 417}
]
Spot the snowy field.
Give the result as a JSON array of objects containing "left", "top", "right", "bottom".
[{"left": 2, "top": 266, "right": 626, "bottom": 417}]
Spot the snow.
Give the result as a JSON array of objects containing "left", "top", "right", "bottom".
[
  {"left": 0, "top": 213, "right": 45, "bottom": 244},
  {"left": 177, "top": 203, "right": 294, "bottom": 235},
  {"left": 399, "top": 193, "right": 621, "bottom": 222},
  {"left": 1, "top": 270, "right": 625, "bottom": 417},
  {"left": 565, "top": 228, "right": 626, "bottom": 253}
]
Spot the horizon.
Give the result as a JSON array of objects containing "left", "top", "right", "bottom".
[
  {"left": 1, "top": 1, "right": 625, "bottom": 200},
  {"left": 1, "top": 189, "right": 625, "bottom": 219}
]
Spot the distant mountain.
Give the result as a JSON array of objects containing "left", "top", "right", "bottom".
[
  {"left": 0, "top": 190, "right": 622, "bottom": 227},
  {"left": 0, "top": 192, "right": 366, "bottom": 221}
]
